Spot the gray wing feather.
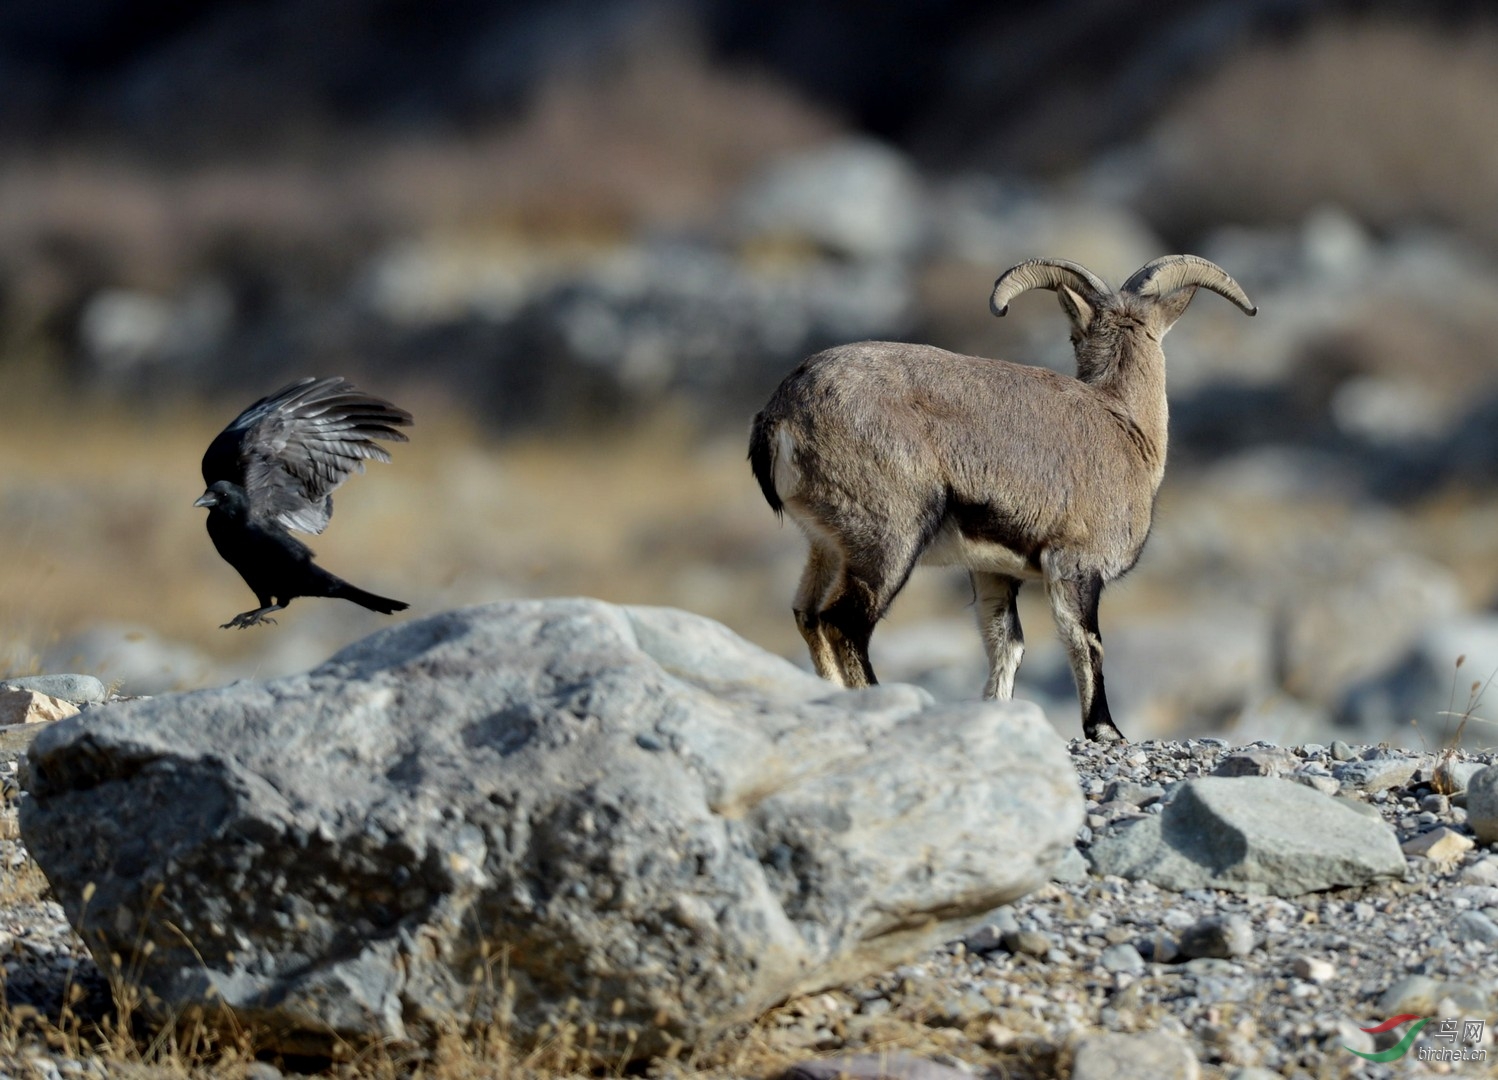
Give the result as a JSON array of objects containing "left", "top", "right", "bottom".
[{"left": 220, "top": 377, "right": 412, "bottom": 534}]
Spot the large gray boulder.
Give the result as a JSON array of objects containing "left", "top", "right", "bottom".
[{"left": 21, "top": 599, "right": 1082, "bottom": 1058}]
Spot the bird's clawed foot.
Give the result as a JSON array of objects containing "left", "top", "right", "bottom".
[{"left": 221, "top": 611, "right": 279, "bottom": 629}]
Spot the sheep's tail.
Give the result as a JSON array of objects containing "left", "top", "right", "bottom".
[{"left": 748, "top": 413, "right": 798, "bottom": 517}]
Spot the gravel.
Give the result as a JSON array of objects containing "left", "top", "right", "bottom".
[{"left": 790, "top": 737, "right": 1497, "bottom": 1078}]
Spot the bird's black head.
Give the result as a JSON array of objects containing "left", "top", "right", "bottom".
[{"left": 194, "top": 480, "right": 249, "bottom": 517}]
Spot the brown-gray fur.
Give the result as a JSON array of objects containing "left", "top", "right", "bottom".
[{"left": 748, "top": 255, "right": 1256, "bottom": 743}]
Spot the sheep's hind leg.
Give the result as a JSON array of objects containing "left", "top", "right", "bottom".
[
  {"left": 818, "top": 541, "right": 921, "bottom": 690},
  {"left": 1044, "top": 569, "right": 1126, "bottom": 743},
  {"left": 973, "top": 571, "right": 1024, "bottom": 699},
  {"left": 793, "top": 541, "right": 843, "bottom": 684}
]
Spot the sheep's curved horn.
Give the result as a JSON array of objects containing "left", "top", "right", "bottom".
[
  {"left": 1122, "top": 255, "right": 1257, "bottom": 315},
  {"left": 990, "top": 259, "right": 1111, "bottom": 317}
]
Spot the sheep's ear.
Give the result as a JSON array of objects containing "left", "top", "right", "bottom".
[
  {"left": 1056, "top": 284, "right": 1095, "bottom": 334},
  {"left": 1152, "top": 285, "right": 1199, "bottom": 335}
]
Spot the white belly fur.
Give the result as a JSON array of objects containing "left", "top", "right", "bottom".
[{"left": 920, "top": 522, "right": 1042, "bottom": 579}]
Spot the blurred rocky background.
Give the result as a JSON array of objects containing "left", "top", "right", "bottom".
[{"left": 3, "top": 0, "right": 1498, "bottom": 748}]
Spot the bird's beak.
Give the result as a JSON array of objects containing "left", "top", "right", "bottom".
[{"left": 193, "top": 491, "right": 216, "bottom": 508}]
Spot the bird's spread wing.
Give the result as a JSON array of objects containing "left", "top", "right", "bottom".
[{"left": 202, "top": 376, "right": 412, "bottom": 534}]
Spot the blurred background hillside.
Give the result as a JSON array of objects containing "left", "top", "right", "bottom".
[{"left": 4, "top": 0, "right": 1498, "bottom": 746}]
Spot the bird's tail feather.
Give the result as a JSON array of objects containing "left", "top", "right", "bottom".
[{"left": 333, "top": 581, "right": 409, "bottom": 615}]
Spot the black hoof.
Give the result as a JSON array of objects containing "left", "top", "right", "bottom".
[{"left": 1086, "top": 720, "right": 1128, "bottom": 745}]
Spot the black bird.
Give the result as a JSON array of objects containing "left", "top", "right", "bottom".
[{"left": 194, "top": 376, "right": 413, "bottom": 628}]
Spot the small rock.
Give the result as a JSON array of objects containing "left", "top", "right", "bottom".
[
  {"left": 1103, "top": 780, "right": 1166, "bottom": 806},
  {"left": 1071, "top": 1031, "right": 1200, "bottom": 1080},
  {"left": 1467, "top": 765, "right": 1498, "bottom": 844},
  {"left": 0, "top": 674, "right": 108, "bottom": 705},
  {"left": 1292, "top": 772, "right": 1341, "bottom": 796},
  {"left": 962, "top": 925, "right": 1004, "bottom": 954},
  {"left": 1099, "top": 943, "right": 1146, "bottom": 975},
  {"left": 1179, "top": 914, "right": 1254, "bottom": 959},
  {"left": 0, "top": 690, "right": 79, "bottom": 727},
  {"left": 1450, "top": 885, "right": 1498, "bottom": 907},
  {"left": 1003, "top": 929, "right": 1052, "bottom": 958},
  {"left": 1213, "top": 749, "right": 1297, "bottom": 778},
  {"left": 1330, "top": 740, "right": 1358, "bottom": 761},
  {"left": 1291, "top": 956, "right": 1335, "bottom": 983},
  {"left": 1420, "top": 792, "right": 1451, "bottom": 814},
  {"left": 1401, "top": 826, "right": 1475, "bottom": 863},
  {"left": 1333, "top": 757, "right": 1417, "bottom": 792},
  {"left": 963, "top": 909, "right": 1019, "bottom": 954},
  {"left": 1452, "top": 910, "right": 1498, "bottom": 944},
  {"left": 1459, "top": 856, "right": 1498, "bottom": 886}
]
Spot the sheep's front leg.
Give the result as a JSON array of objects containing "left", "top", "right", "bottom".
[
  {"left": 972, "top": 571, "right": 1024, "bottom": 699},
  {"left": 1044, "top": 569, "right": 1126, "bottom": 743}
]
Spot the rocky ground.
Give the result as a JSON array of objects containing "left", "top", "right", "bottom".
[
  {"left": 787, "top": 737, "right": 1498, "bottom": 1080},
  {"left": 1, "top": 696, "right": 1495, "bottom": 1079}
]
